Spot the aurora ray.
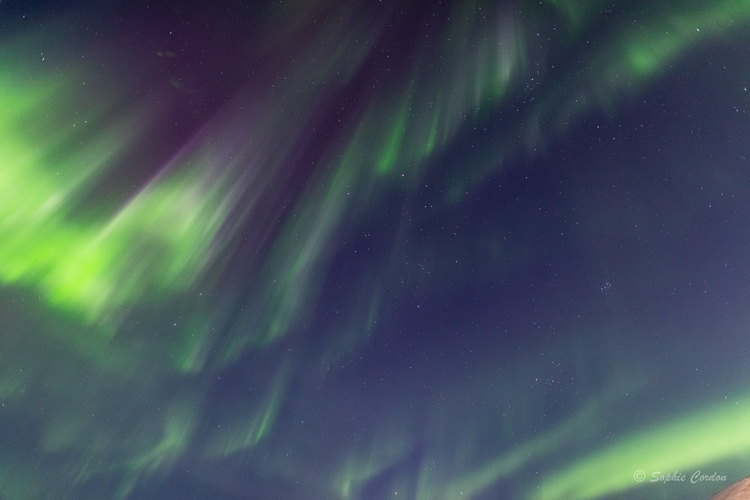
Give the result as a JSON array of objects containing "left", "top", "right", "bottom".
[{"left": 1, "top": 1, "right": 750, "bottom": 499}]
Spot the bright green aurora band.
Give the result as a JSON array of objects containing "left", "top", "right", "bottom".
[{"left": 1, "top": 1, "right": 750, "bottom": 499}]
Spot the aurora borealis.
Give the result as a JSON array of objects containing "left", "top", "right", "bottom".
[{"left": 2, "top": 0, "right": 750, "bottom": 499}]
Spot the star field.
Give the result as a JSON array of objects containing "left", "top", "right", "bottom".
[{"left": 1, "top": 1, "right": 750, "bottom": 499}]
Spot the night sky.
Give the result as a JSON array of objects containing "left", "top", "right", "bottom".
[{"left": 2, "top": 1, "right": 750, "bottom": 499}]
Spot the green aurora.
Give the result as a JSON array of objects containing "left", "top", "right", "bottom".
[{"left": 1, "top": 1, "right": 750, "bottom": 499}]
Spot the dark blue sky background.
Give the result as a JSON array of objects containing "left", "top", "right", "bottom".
[{"left": 1, "top": 1, "right": 750, "bottom": 499}]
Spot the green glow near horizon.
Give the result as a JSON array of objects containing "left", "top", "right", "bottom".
[
  {"left": 435, "top": 402, "right": 601, "bottom": 500},
  {"left": 529, "top": 395, "right": 750, "bottom": 500}
]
